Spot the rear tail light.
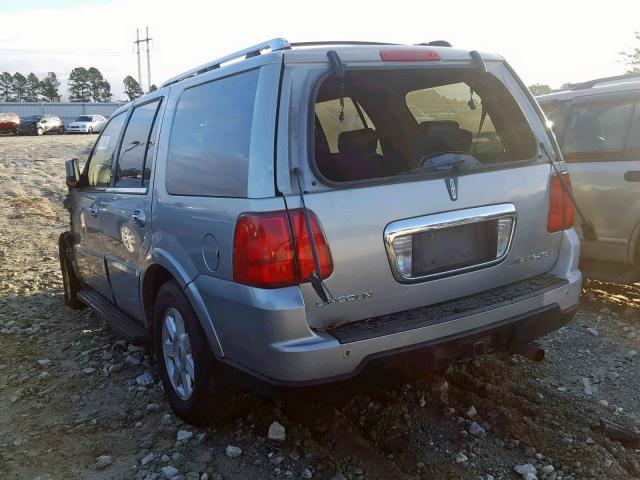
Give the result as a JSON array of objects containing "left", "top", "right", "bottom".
[
  {"left": 379, "top": 50, "right": 441, "bottom": 62},
  {"left": 233, "top": 209, "right": 333, "bottom": 288},
  {"left": 547, "top": 172, "right": 574, "bottom": 233}
]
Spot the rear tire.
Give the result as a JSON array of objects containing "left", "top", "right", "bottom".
[
  {"left": 58, "top": 232, "right": 85, "bottom": 309},
  {"left": 153, "top": 281, "right": 235, "bottom": 425},
  {"left": 36, "top": 127, "right": 43, "bottom": 136}
]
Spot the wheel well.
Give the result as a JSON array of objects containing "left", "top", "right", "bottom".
[{"left": 142, "top": 265, "right": 175, "bottom": 333}]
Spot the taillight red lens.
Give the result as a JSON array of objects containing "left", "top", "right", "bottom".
[
  {"left": 379, "top": 50, "right": 441, "bottom": 62},
  {"left": 287, "top": 209, "right": 333, "bottom": 281},
  {"left": 233, "top": 209, "right": 333, "bottom": 288},
  {"left": 547, "top": 173, "right": 574, "bottom": 232}
]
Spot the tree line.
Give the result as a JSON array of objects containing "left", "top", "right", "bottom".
[{"left": 0, "top": 67, "right": 156, "bottom": 103}]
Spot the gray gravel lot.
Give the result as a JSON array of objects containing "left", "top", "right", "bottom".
[{"left": 0, "top": 134, "right": 639, "bottom": 480}]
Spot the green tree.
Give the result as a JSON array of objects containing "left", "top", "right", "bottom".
[
  {"left": 86, "top": 67, "right": 111, "bottom": 102},
  {"left": 68, "top": 67, "right": 91, "bottom": 102},
  {"left": 12, "top": 72, "right": 27, "bottom": 101},
  {"left": 99, "top": 80, "right": 112, "bottom": 101},
  {"left": 123, "top": 75, "right": 143, "bottom": 100},
  {"left": 0, "top": 72, "right": 14, "bottom": 101},
  {"left": 24, "top": 73, "right": 41, "bottom": 102},
  {"left": 620, "top": 31, "right": 640, "bottom": 73},
  {"left": 528, "top": 83, "right": 553, "bottom": 96},
  {"left": 149, "top": 84, "right": 157, "bottom": 92},
  {"left": 40, "top": 72, "right": 61, "bottom": 102}
]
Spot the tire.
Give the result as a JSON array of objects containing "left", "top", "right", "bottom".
[
  {"left": 58, "top": 232, "right": 85, "bottom": 309},
  {"left": 36, "top": 127, "right": 43, "bottom": 136},
  {"left": 153, "top": 281, "right": 234, "bottom": 425},
  {"left": 87, "top": 126, "right": 93, "bottom": 134},
  {"left": 59, "top": 127, "right": 65, "bottom": 134}
]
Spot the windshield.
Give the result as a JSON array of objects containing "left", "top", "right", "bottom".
[
  {"left": 24, "top": 116, "right": 43, "bottom": 122},
  {"left": 313, "top": 68, "right": 537, "bottom": 182},
  {"left": 76, "top": 116, "right": 93, "bottom": 122}
]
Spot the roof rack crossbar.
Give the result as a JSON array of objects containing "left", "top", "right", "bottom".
[
  {"left": 572, "top": 73, "right": 640, "bottom": 90},
  {"left": 161, "top": 37, "right": 291, "bottom": 88}
]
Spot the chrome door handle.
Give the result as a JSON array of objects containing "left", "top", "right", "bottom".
[
  {"left": 131, "top": 209, "right": 146, "bottom": 227},
  {"left": 89, "top": 204, "right": 99, "bottom": 218}
]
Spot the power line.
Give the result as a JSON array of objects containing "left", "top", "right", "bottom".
[{"left": 0, "top": 48, "right": 133, "bottom": 57}]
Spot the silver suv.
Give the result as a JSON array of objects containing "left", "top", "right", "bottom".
[
  {"left": 538, "top": 74, "right": 640, "bottom": 283},
  {"left": 59, "top": 39, "right": 581, "bottom": 425}
]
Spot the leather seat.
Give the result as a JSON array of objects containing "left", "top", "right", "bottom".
[{"left": 317, "top": 128, "right": 387, "bottom": 181}]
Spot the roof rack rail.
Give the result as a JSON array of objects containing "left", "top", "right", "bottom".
[
  {"left": 571, "top": 73, "right": 640, "bottom": 90},
  {"left": 291, "top": 41, "right": 399, "bottom": 47},
  {"left": 161, "top": 38, "right": 291, "bottom": 88}
]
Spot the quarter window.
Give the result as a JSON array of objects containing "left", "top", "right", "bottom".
[
  {"left": 563, "top": 99, "right": 635, "bottom": 161},
  {"left": 114, "top": 99, "right": 162, "bottom": 188},
  {"left": 86, "top": 113, "right": 125, "bottom": 187},
  {"left": 166, "top": 69, "right": 259, "bottom": 197}
]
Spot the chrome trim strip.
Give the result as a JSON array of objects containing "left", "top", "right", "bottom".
[
  {"left": 384, "top": 204, "right": 517, "bottom": 283},
  {"left": 104, "top": 187, "right": 148, "bottom": 195}
]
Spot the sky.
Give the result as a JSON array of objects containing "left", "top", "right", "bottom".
[{"left": 1, "top": 0, "right": 639, "bottom": 101}]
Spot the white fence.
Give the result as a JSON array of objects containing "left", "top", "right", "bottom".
[{"left": 0, "top": 102, "right": 126, "bottom": 125}]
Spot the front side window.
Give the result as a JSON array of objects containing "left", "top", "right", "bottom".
[
  {"left": 167, "top": 69, "right": 259, "bottom": 197},
  {"left": 86, "top": 113, "right": 125, "bottom": 187},
  {"left": 563, "top": 99, "right": 635, "bottom": 161},
  {"left": 114, "top": 99, "right": 161, "bottom": 188},
  {"left": 313, "top": 69, "right": 537, "bottom": 183}
]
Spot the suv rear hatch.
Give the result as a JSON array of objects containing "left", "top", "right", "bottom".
[{"left": 279, "top": 47, "right": 564, "bottom": 330}]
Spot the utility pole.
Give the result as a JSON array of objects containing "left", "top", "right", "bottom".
[
  {"left": 145, "top": 26, "right": 152, "bottom": 91},
  {"left": 134, "top": 28, "right": 142, "bottom": 87},
  {"left": 133, "top": 27, "right": 152, "bottom": 92}
]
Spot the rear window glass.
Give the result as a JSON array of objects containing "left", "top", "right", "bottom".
[
  {"left": 563, "top": 99, "right": 635, "bottom": 161},
  {"left": 166, "top": 69, "right": 259, "bottom": 197},
  {"left": 313, "top": 69, "right": 537, "bottom": 182}
]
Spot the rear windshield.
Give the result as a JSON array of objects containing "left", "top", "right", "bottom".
[{"left": 313, "top": 68, "right": 537, "bottom": 182}]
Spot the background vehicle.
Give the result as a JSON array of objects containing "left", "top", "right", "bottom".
[
  {"left": 18, "top": 114, "right": 64, "bottom": 135},
  {"left": 60, "top": 39, "right": 581, "bottom": 425},
  {"left": 538, "top": 74, "right": 640, "bottom": 283},
  {"left": 0, "top": 112, "right": 20, "bottom": 134},
  {"left": 65, "top": 115, "right": 107, "bottom": 134}
]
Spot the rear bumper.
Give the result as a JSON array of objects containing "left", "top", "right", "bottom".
[{"left": 188, "top": 229, "right": 582, "bottom": 385}]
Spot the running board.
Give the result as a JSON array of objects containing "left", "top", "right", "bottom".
[{"left": 77, "top": 289, "right": 150, "bottom": 345}]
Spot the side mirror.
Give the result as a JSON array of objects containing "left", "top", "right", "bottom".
[{"left": 65, "top": 158, "right": 81, "bottom": 188}]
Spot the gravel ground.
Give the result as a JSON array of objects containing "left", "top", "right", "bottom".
[{"left": 0, "top": 134, "right": 639, "bottom": 480}]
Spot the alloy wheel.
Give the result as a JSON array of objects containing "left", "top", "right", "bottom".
[{"left": 161, "top": 307, "right": 195, "bottom": 401}]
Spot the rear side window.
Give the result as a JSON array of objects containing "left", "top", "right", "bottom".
[
  {"left": 86, "top": 113, "right": 125, "bottom": 187},
  {"left": 563, "top": 99, "right": 634, "bottom": 161},
  {"left": 626, "top": 105, "right": 640, "bottom": 158},
  {"left": 167, "top": 69, "right": 259, "bottom": 197},
  {"left": 114, "top": 99, "right": 162, "bottom": 188},
  {"left": 313, "top": 68, "right": 537, "bottom": 183}
]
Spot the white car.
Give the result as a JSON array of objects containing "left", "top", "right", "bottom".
[{"left": 65, "top": 115, "right": 107, "bottom": 134}]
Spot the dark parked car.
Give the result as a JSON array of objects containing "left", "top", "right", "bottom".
[
  {"left": 0, "top": 112, "right": 20, "bottom": 134},
  {"left": 18, "top": 115, "right": 64, "bottom": 135}
]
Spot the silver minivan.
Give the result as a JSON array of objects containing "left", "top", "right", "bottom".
[
  {"left": 59, "top": 39, "right": 581, "bottom": 424},
  {"left": 538, "top": 74, "right": 640, "bottom": 283}
]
